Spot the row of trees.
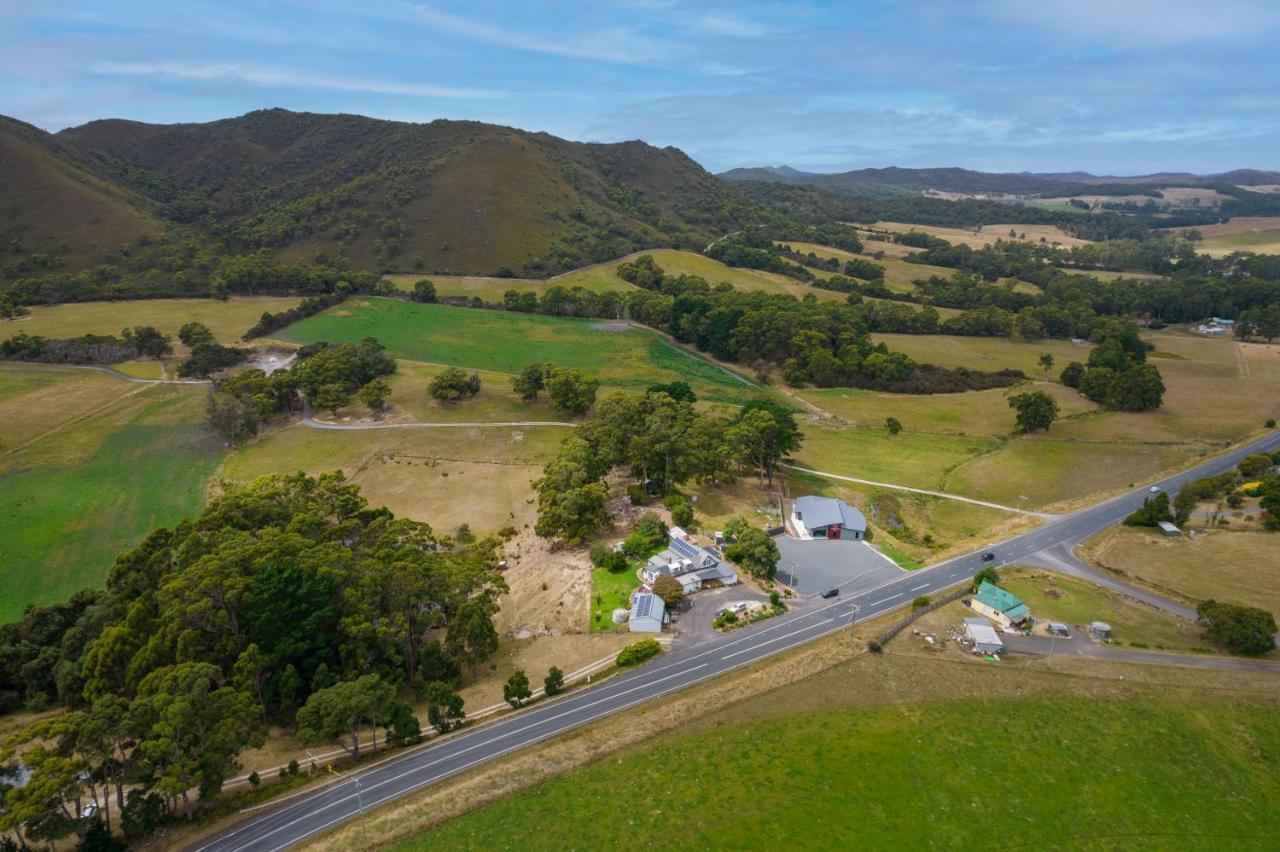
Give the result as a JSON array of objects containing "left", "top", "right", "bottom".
[
  {"left": 535, "top": 390, "right": 801, "bottom": 544},
  {"left": 1, "top": 326, "right": 171, "bottom": 365},
  {"left": 0, "top": 474, "right": 507, "bottom": 841}
]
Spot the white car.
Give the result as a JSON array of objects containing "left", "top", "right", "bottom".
[{"left": 1148, "top": 486, "right": 1161, "bottom": 493}]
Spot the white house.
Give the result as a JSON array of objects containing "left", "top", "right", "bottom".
[
  {"left": 791, "top": 495, "right": 868, "bottom": 541},
  {"left": 641, "top": 527, "right": 738, "bottom": 590},
  {"left": 628, "top": 591, "right": 665, "bottom": 632}
]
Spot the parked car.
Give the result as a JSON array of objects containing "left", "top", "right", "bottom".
[
  {"left": 1148, "top": 485, "right": 1161, "bottom": 493},
  {"left": 981, "top": 552, "right": 995, "bottom": 562},
  {"left": 820, "top": 588, "right": 840, "bottom": 599}
]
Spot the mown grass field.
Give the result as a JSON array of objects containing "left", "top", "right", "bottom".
[
  {"left": 0, "top": 364, "right": 138, "bottom": 451},
  {"left": 944, "top": 436, "right": 1198, "bottom": 509},
  {"left": 870, "top": 332, "right": 1092, "bottom": 377},
  {"left": 590, "top": 566, "right": 641, "bottom": 633},
  {"left": 799, "top": 381, "right": 1092, "bottom": 436},
  {"left": 334, "top": 362, "right": 572, "bottom": 424},
  {"left": 400, "top": 695, "right": 1280, "bottom": 849},
  {"left": 1084, "top": 527, "right": 1280, "bottom": 617},
  {"left": 217, "top": 423, "right": 565, "bottom": 535},
  {"left": 792, "top": 423, "right": 1001, "bottom": 490},
  {"left": 0, "top": 378, "right": 221, "bottom": 621},
  {"left": 2, "top": 296, "right": 302, "bottom": 343},
  {"left": 273, "top": 298, "right": 761, "bottom": 404},
  {"left": 998, "top": 570, "right": 1204, "bottom": 650}
]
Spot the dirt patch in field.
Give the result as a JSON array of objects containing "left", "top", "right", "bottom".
[
  {"left": 589, "top": 321, "right": 631, "bottom": 332},
  {"left": 495, "top": 527, "right": 593, "bottom": 636}
]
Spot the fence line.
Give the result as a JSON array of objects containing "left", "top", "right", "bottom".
[{"left": 874, "top": 585, "right": 970, "bottom": 647}]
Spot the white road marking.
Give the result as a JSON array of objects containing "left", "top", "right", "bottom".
[
  {"left": 911, "top": 583, "right": 930, "bottom": 591},
  {"left": 721, "top": 621, "right": 834, "bottom": 660},
  {"left": 869, "top": 593, "right": 903, "bottom": 607}
]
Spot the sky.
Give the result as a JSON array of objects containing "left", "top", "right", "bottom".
[{"left": 3, "top": 0, "right": 1280, "bottom": 175}]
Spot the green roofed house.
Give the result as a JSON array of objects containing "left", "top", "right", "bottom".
[{"left": 969, "top": 581, "right": 1030, "bottom": 629}]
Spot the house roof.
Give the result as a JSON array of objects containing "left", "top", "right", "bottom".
[
  {"left": 631, "top": 592, "right": 665, "bottom": 622},
  {"left": 974, "top": 581, "right": 1029, "bottom": 621},
  {"left": 963, "top": 617, "right": 1003, "bottom": 646},
  {"left": 793, "top": 495, "right": 867, "bottom": 532}
]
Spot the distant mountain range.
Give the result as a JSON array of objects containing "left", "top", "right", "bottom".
[
  {"left": 717, "top": 164, "right": 1280, "bottom": 198},
  {"left": 1, "top": 109, "right": 773, "bottom": 278}
]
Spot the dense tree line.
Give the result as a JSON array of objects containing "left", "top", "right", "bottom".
[
  {"left": 243, "top": 291, "right": 350, "bottom": 339},
  {"left": 0, "top": 473, "right": 504, "bottom": 841},
  {"left": 535, "top": 392, "right": 801, "bottom": 543},
  {"left": 705, "top": 229, "right": 813, "bottom": 279},
  {"left": 3, "top": 246, "right": 385, "bottom": 307},
  {"left": 0, "top": 326, "right": 171, "bottom": 365}
]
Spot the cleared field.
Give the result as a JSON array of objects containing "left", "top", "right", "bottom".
[
  {"left": 945, "top": 436, "right": 1198, "bottom": 509},
  {"left": 0, "top": 381, "right": 222, "bottom": 622},
  {"left": 0, "top": 364, "right": 138, "bottom": 450},
  {"left": 1053, "top": 332, "right": 1280, "bottom": 444},
  {"left": 793, "top": 423, "right": 1001, "bottom": 490},
  {"left": 1197, "top": 228, "right": 1280, "bottom": 257},
  {"left": 1174, "top": 216, "right": 1280, "bottom": 238},
  {"left": 784, "top": 240, "right": 958, "bottom": 293},
  {"left": 870, "top": 333, "right": 1091, "bottom": 377},
  {"left": 273, "top": 298, "right": 761, "bottom": 404},
  {"left": 2, "top": 296, "right": 302, "bottom": 343},
  {"left": 1084, "top": 527, "right": 1280, "bottom": 616},
  {"left": 871, "top": 220, "right": 1092, "bottom": 248},
  {"left": 402, "top": 695, "right": 1280, "bottom": 849},
  {"left": 341, "top": 362, "right": 571, "bottom": 424},
  {"left": 800, "top": 381, "right": 1093, "bottom": 436},
  {"left": 217, "top": 423, "right": 565, "bottom": 535},
  {"left": 999, "top": 570, "right": 1204, "bottom": 650}
]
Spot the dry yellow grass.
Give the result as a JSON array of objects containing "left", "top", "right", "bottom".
[
  {"left": 0, "top": 364, "right": 138, "bottom": 450},
  {"left": 3, "top": 296, "right": 302, "bottom": 343},
  {"left": 871, "top": 220, "right": 1091, "bottom": 248},
  {"left": 1083, "top": 527, "right": 1280, "bottom": 615}
]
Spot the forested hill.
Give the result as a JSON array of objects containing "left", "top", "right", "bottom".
[
  {"left": 2, "top": 109, "right": 778, "bottom": 280},
  {"left": 0, "top": 115, "right": 162, "bottom": 271},
  {"left": 719, "top": 163, "right": 1280, "bottom": 199}
]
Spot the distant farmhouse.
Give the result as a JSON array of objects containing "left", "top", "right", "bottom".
[
  {"left": 1196, "top": 317, "right": 1234, "bottom": 336},
  {"left": 969, "top": 581, "right": 1030, "bottom": 628},
  {"left": 641, "top": 526, "right": 739, "bottom": 595},
  {"left": 791, "top": 495, "right": 868, "bottom": 541}
]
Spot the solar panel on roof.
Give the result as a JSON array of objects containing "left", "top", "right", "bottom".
[
  {"left": 634, "top": 594, "right": 652, "bottom": 618},
  {"left": 670, "top": 538, "right": 699, "bottom": 559}
]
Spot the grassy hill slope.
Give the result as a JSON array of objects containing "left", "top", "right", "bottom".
[{"left": 0, "top": 116, "right": 160, "bottom": 276}]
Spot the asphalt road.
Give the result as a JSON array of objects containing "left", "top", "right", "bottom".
[{"left": 194, "top": 429, "right": 1280, "bottom": 852}]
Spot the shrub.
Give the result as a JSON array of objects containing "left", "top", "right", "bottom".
[
  {"left": 544, "top": 666, "right": 565, "bottom": 696},
  {"left": 287, "top": 759, "right": 300, "bottom": 776},
  {"left": 616, "top": 639, "right": 662, "bottom": 667},
  {"left": 248, "top": 771, "right": 261, "bottom": 788},
  {"left": 1267, "top": 418, "right": 1277, "bottom": 428},
  {"left": 598, "top": 550, "right": 629, "bottom": 573},
  {"left": 588, "top": 542, "right": 611, "bottom": 566},
  {"left": 626, "top": 483, "right": 650, "bottom": 505},
  {"left": 912, "top": 595, "right": 932, "bottom": 610},
  {"left": 1197, "top": 599, "right": 1279, "bottom": 656},
  {"left": 868, "top": 639, "right": 883, "bottom": 653}
]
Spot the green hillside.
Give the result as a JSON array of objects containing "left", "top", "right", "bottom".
[
  {"left": 0, "top": 116, "right": 160, "bottom": 276},
  {"left": 48, "top": 109, "right": 777, "bottom": 276}
]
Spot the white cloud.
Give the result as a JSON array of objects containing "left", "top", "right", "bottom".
[
  {"left": 402, "top": 2, "right": 671, "bottom": 65},
  {"left": 88, "top": 61, "right": 505, "bottom": 99},
  {"left": 980, "top": 0, "right": 1280, "bottom": 47},
  {"left": 696, "top": 14, "right": 772, "bottom": 38}
]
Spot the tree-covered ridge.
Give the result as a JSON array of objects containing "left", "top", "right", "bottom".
[{"left": 0, "top": 473, "right": 506, "bottom": 839}]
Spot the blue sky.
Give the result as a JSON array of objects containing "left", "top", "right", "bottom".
[{"left": 3, "top": 0, "right": 1280, "bottom": 174}]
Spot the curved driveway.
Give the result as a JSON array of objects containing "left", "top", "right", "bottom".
[{"left": 193, "top": 429, "right": 1280, "bottom": 852}]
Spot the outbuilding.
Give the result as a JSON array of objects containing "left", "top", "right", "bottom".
[
  {"left": 969, "top": 581, "right": 1031, "bottom": 628},
  {"left": 963, "top": 618, "right": 1004, "bottom": 655},
  {"left": 791, "top": 495, "right": 868, "bottom": 541},
  {"left": 628, "top": 592, "right": 666, "bottom": 633},
  {"left": 1089, "top": 621, "right": 1113, "bottom": 640},
  {"left": 1158, "top": 521, "right": 1181, "bottom": 537}
]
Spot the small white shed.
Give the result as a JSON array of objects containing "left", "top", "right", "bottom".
[{"left": 964, "top": 617, "right": 1004, "bottom": 655}]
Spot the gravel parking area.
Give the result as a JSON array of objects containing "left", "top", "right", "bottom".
[
  {"left": 775, "top": 537, "right": 905, "bottom": 596},
  {"left": 674, "top": 585, "right": 771, "bottom": 642}
]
